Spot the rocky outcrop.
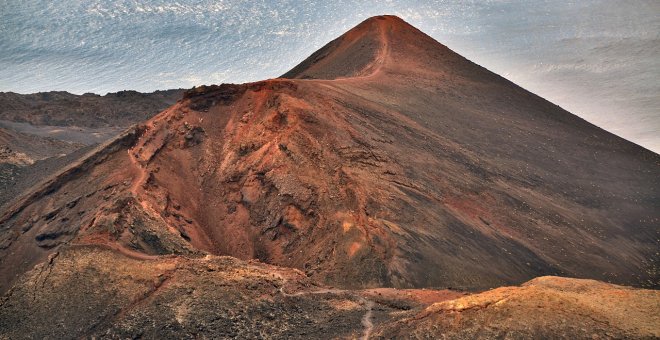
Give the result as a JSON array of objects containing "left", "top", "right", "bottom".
[{"left": 375, "top": 276, "right": 660, "bottom": 339}]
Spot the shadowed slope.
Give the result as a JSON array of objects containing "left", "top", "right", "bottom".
[{"left": 281, "top": 15, "right": 387, "bottom": 80}]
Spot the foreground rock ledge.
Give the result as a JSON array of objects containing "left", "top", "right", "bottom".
[{"left": 0, "top": 246, "right": 658, "bottom": 339}]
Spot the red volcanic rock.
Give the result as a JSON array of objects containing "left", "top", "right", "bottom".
[{"left": 1, "top": 15, "right": 658, "bottom": 299}]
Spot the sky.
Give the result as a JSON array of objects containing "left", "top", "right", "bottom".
[{"left": 0, "top": 0, "right": 658, "bottom": 153}]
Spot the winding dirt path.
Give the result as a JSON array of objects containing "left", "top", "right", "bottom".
[
  {"left": 335, "top": 15, "right": 391, "bottom": 82},
  {"left": 360, "top": 298, "right": 375, "bottom": 340},
  {"left": 127, "top": 124, "right": 151, "bottom": 196},
  {"left": 276, "top": 273, "right": 375, "bottom": 339},
  {"left": 128, "top": 150, "right": 149, "bottom": 195},
  {"left": 125, "top": 122, "right": 173, "bottom": 221}
]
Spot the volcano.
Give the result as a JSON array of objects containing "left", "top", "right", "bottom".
[{"left": 0, "top": 15, "right": 658, "bottom": 338}]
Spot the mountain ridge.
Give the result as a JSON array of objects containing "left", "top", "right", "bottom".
[
  {"left": 1, "top": 15, "right": 658, "bottom": 292},
  {"left": 0, "top": 14, "right": 658, "bottom": 338}
]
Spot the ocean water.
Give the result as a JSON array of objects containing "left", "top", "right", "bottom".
[{"left": 0, "top": 0, "right": 658, "bottom": 153}]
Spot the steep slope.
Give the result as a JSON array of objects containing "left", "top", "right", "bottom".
[
  {"left": 0, "top": 15, "right": 658, "bottom": 298},
  {"left": 281, "top": 16, "right": 385, "bottom": 80}
]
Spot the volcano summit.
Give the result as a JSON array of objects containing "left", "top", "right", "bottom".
[{"left": 0, "top": 15, "right": 658, "bottom": 339}]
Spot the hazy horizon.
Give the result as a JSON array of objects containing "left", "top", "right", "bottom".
[{"left": 1, "top": 0, "right": 658, "bottom": 153}]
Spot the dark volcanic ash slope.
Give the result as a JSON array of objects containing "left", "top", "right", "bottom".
[
  {"left": 0, "top": 15, "right": 658, "bottom": 298},
  {"left": 277, "top": 15, "right": 660, "bottom": 288},
  {"left": 0, "top": 126, "right": 82, "bottom": 165},
  {"left": 0, "top": 126, "right": 86, "bottom": 207}
]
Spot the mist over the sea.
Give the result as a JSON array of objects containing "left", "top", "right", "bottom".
[{"left": 1, "top": 0, "right": 658, "bottom": 153}]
